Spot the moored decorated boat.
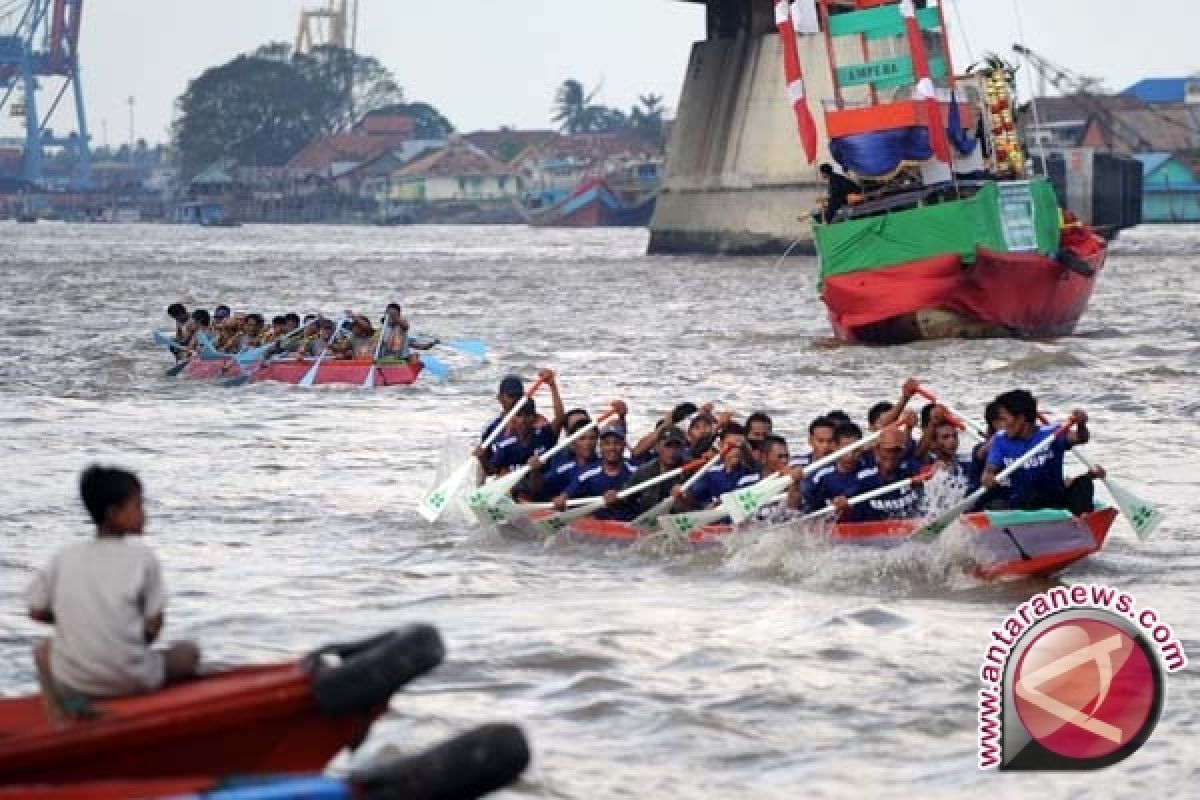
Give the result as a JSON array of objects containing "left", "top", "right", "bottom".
[
  {"left": 0, "top": 626, "right": 443, "bottom": 784},
  {"left": 780, "top": 1, "right": 1107, "bottom": 344}
]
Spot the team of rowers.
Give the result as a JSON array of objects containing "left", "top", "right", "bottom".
[
  {"left": 473, "top": 371, "right": 1103, "bottom": 525},
  {"left": 165, "top": 302, "right": 434, "bottom": 362}
]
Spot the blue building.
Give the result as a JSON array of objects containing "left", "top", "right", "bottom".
[{"left": 1134, "top": 153, "right": 1200, "bottom": 223}]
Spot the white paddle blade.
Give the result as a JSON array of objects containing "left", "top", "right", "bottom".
[
  {"left": 662, "top": 509, "right": 725, "bottom": 537},
  {"left": 720, "top": 476, "right": 792, "bottom": 524},
  {"left": 538, "top": 501, "right": 605, "bottom": 535},
  {"left": 363, "top": 367, "right": 376, "bottom": 389},
  {"left": 630, "top": 499, "right": 671, "bottom": 533},
  {"left": 465, "top": 469, "right": 528, "bottom": 510},
  {"left": 418, "top": 462, "right": 474, "bottom": 523},
  {"left": 1106, "top": 478, "right": 1163, "bottom": 541}
]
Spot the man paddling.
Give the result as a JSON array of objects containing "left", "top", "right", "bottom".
[
  {"left": 672, "top": 423, "right": 760, "bottom": 510},
  {"left": 803, "top": 421, "right": 866, "bottom": 514},
  {"left": 166, "top": 304, "right": 191, "bottom": 358},
  {"left": 552, "top": 426, "right": 636, "bottom": 521},
  {"left": 832, "top": 426, "right": 925, "bottom": 522},
  {"left": 526, "top": 419, "right": 599, "bottom": 502},
  {"left": 619, "top": 425, "right": 688, "bottom": 517},
  {"left": 485, "top": 399, "right": 559, "bottom": 477},
  {"left": 982, "top": 389, "right": 1097, "bottom": 515},
  {"left": 791, "top": 415, "right": 837, "bottom": 469}
]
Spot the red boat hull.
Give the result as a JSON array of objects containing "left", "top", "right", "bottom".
[
  {"left": 250, "top": 359, "right": 423, "bottom": 386},
  {"left": 822, "top": 228, "right": 1107, "bottom": 344},
  {"left": 0, "top": 626, "right": 443, "bottom": 784},
  {"left": 514, "top": 508, "right": 1117, "bottom": 581},
  {"left": 0, "top": 665, "right": 371, "bottom": 783},
  {"left": 181, "top": 358, "right": 423, "bottom": 386}
]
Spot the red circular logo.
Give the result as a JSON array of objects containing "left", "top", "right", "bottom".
[{"left": 1013, "top": 617, "right": 1157, "bottom": 761}]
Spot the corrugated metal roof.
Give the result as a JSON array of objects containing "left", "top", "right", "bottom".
[
  {"left": 1122, "top": 78, "right": 1189, "bottom": 104},
  {"left": 1133, "top": 153, "right": 1172, "bottom": 175}
]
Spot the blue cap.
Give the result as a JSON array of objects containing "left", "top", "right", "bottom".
[
  {"left": 598, "top": 425, "right": 626, "bottom": 441},
  {"left": 213, "top": 305, "right": 231, "bottom": 320},
  {"left": 498, "top": 375, "right": 524, "bottom": 398}
]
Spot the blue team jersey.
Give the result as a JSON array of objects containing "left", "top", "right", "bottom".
[
  {"left": 539, "top": 451, "right": 596, "bottom": 501},
  {"left": 803, "top": 465, "right": 860, "bottom": 513},
  {"left": 789, "top": 452, "right": 814, "bottom": 470},
  {"left": 847, "top": 459, "right": 925, "bottom": 522},
  {"left": 925, "top": 453, "right": 978, "bottom": 494},
  {"left": 488, "top": 425, "right": 558, "bottom": 472},
  {"left": 986, "top": 424, "right": 1070, "bottom": 506},
  {"left": 686, "top": 464, "right": 762, "bottom": 507},
  {"left": 564, "top": 462, "right": 636, "bottom": 520}
]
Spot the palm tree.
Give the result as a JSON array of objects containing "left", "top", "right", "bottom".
[{"left": 552, "top": 79, "right": 601, "bottom": 134}]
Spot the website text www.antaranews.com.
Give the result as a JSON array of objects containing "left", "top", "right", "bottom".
[{"left": 977, "top": 584, "right": 1187, "bottom": 768}]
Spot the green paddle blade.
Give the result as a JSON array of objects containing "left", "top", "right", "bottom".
[
  {"left": 1106, "top": 478, "right": 1164, "bottom": 540},
  {"left": 418, "top": 461, "right": 474, "bottom": 522},
  {"left": 720, "top": 475, "right": 793, "bottom": 524}
]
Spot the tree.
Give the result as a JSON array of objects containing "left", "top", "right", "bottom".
[
  {"left": 173, "top": 55, "right": 326, "bottom": 177},
  {"left": 628, "top": 93, "right": 665, "bottom": 146},
  {"left": 369, "top": 102, "right": 455, "bottom": 140},
  {"left": 552, "top": 79, "right": 601, "bottom": 134}
]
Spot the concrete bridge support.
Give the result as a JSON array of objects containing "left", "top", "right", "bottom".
[{"left": 650, "top": 0, "right": 832, "bottom": 255}]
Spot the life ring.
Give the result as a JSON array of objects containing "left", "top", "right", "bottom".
[{"left": 309, "top": 624, "right": 445, "bottom": 717}]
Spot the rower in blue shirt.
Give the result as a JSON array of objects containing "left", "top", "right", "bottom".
[
  {"left": 672, "top": 422, "right": 761, "bottom": 509},
  {"left": 553, "top": 426, "right": 635, "bottom": 521},
  {"left": 832, "top": 426, "right": 925, "bottom": 523},
  {"left": 528, "top": 420, "right": 599, "bottom": 502},
  {"left": 982, "top": 389, "right": 1096, "bottom": 515},
  {"left": 790, "top": 416, "right": 837, "bottom": 470},
  {"left": 804, "top": 421, "right": 866, "bottom": 513},
  {"left": 486, "top": 398, "right": 558, "bottom": 475}
]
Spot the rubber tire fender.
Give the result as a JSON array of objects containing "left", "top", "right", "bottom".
[{"left": 310, "top": 624, "right": 445, "bottom": 717}]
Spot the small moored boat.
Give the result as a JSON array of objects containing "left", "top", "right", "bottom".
[{"left": 0, "top": 626, "right": 444, "bottom": 784}]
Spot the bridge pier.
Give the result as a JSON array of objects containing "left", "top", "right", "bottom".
[{"left": 650, "top": 0, "right": 830, "bottom": 255}]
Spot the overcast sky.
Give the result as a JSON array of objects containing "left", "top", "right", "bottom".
[{"left": 2, "top": 0, "right": 1196, "bottom": 145}]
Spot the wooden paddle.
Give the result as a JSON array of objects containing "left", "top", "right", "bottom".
[
  {"left": 916, "top": 385, "right": 1163, "bottom": 540},
  {"left": 363, "top": 319, "right": 389, "bottom": 389},
  {"left": 912, "top": 418, "right": 1077, "bottom": 543},
  {"left": 416, "top": 378, "right": 546, "bottom": 523},
  {"left": 464, "top": 404, "right": 621, "bottom": 511},
  {"left": 533, "top": 452, "right": 717, "bottom": 536}
]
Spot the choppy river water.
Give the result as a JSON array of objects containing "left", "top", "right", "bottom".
[{"left": 0, "top": 222, "right": 1197, "bottom": 798}]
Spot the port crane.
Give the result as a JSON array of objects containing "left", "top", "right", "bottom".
[
  {"left": 295, "top": 0, "right": 359, "bottom": 54},
  {"left": 0, "top": 0, "right": 90, "bottom": 187}
]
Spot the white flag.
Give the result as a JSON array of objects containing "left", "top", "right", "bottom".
[{"left": 790, "top": 0, "right": 820, "bottom": 35}]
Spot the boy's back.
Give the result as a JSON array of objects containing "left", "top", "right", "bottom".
[{"left": 26, "top": 537, "right": 166, "bottom": 698}]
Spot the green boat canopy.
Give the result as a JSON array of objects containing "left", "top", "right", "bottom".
[{"left": 816, "top": 179, "right": 1063, "bottom": 284}]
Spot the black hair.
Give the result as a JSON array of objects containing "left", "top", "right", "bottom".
[
  {"left": 516, "top": 398, "right": 537, "bottom": 417},
  {"left": 763, "top": 434, "right": 789, "bottom": 454},
  {"left": 825, "top": 409, "right": 853, "bottom": 426},
  {"left": 192, "top": 309, "right": 210, "bottom": 325},
  {"left": 80, "top": 465, "right": 142, "bottom": 526},
  {"left": 834, "top": 421, "right": 863, "bottom": 441},
  {"left": 167, "top": 303, "right": 188, "bottom": 320},
  {"left": 246, "top": 313, "right": 265, "bottom": 326},
  {"left": 671, "top": 402, "right": 699, "bottom": 424},
  {"left": 867, "top": 401, "right": 894, "bottom": 427},
  {"left": 386, "top": 302, "right": 402, "bottom": 313},
  {"left": 995, "top": 389, "right": 1038, "bottom": 425},
  {"left": 214, "top": 304, "right": 231, "bottom": 315},
  {"left": 808, "top": 415, "right": 835, "bottom": 435},
  {"left": 919, "top": 403, "right": 935, "bottom": 429},
  {"left": 819, "top": 163, "right": 834, "bottom": 176},
  {"left": 285, "top": 313, "right": 301, "bottom": 327},
  {"left": 720, "top": 421, "right": 746, "bottom": 438},
  {"left": 303, "top": 314, "right": 318, "bottom": 324},
  {"left": 567, "top": 417, "right": 593, "bottom": 435},
  {"left": 746, "top": 412, "right": 773, "bottom": 433},
  {"left": 272, "top": 315, "right": 287, "bottom": 326},
  {"left": 984, "top": 401, "right": 1002, "bottom": 426}
]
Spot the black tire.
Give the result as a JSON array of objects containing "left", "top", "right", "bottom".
[
  {"left": 310, "top": 625, "right": 445, "bottom": 717},
  {"left": 353, "top": 723, "right": 531, "bottom": 800}
]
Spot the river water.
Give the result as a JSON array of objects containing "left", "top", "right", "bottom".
[{"left": 0, "top": 222, "right": 1196, "bottom": 798}]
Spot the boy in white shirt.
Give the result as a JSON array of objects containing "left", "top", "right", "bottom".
[{"left": 26, "top": 465, "right": 200, "bottom": 721}]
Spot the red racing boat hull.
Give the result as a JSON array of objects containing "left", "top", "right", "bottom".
[
  {"left": 508, "top": 508, "right": 1117, "bottom": 581},
  {"left": 822, "top": 228, "right": 1107, "bottom": 345},
  {"left": 248, "top": 359, "right": 423, "bottom": 386},
  {"left": 0, "top": 627, "right": 442, "bottom": 784}
]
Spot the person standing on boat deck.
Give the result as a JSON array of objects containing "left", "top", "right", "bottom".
[
  {"left": 526, "top": 419, "right": 600, "bottom": 502},
  {"left": 25, "top": 466, "right": 200, "bottom": 722},
  {"left": 672, "top": 423, "right": 761, "bottom": 510},
  {"left": 804, "top": 421, "right": 866, "bottom": 514},
  {"left": 819, "top": 163, "right": 861, "bottom": 224},
  {"left": 982, "top": 389, "right": 1099, "bottom": 516},
  {"left": 833, "top": 426, "right": 926, "bottom": 522},
  {"left": 619, "top": 425, "right": 689, "bottom": 516},
  {"left": 552, "top": 427, "right": 636, "bottom": 521}
]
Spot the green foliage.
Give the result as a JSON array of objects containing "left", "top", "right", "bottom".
[
  {"left": 172, "top": 43, "right": 447, "bottom": 178},
  {"left": 550, "top": 80, "right": 666, "bottom": 146}
]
